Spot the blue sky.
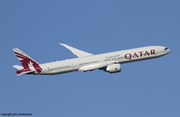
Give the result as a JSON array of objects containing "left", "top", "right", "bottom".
[{"left": 0, "top": 0, "right": 180, "bottom": 117}]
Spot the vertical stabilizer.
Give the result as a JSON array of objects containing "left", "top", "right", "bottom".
[{"left": 13, "top": 48, "right": 42, "bottom": 73}]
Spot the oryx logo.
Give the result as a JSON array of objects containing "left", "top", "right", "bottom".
[{"left": 14, "top": 52, "right": 42, "bottom": 73}]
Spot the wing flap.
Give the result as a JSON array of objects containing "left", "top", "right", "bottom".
[{"left": 60, "top": 43, "right": 94, "bottom": 57}]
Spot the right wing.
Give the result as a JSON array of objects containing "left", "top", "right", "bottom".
[
  {"left": 78, "top": 63, "right": 107, "bottom": 72},
  {"left": 60, "top": 43, "right": 94, "bottom": 57},
  {"left": 78, "top": 61, "right": 118, "bottom": 72}
]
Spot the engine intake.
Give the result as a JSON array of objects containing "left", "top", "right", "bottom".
[{"left": 106, "top": 63, "right": 121, "bottom": 73}]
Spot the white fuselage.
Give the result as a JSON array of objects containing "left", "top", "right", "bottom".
[{"left": 35, "top": 46, "right": 170, "bottom": 75}]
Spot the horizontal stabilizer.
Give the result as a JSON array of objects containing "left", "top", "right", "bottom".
[
  {"left": 17, "top": 71, "right": 35, "bottom": 76},
  {"left": 13, "top": 65, "right": 23, "bottom": 70}
]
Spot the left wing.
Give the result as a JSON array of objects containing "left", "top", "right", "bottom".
[{"left": 60, "top": 43, "right": 94, "bottom": 57}]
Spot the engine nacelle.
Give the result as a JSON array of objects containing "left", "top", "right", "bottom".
[{"left": 106, "top": 63, "right": 121, "bottom": 73}]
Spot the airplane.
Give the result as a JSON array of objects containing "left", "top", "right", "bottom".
[{"left": 13, "top": 43, "right": 170, "bottom": 76}]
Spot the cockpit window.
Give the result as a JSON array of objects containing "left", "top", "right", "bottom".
[{"left": 164, "top": 48, "right": 168, "bottom": 50}]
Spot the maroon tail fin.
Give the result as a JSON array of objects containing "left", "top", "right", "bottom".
[{"left": 13, "top": 48, "right": 42, "bottom": 73}]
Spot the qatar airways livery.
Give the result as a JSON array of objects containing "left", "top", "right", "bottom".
[{"left": 13, "top": 43, "right": 170, "bottom": 76}]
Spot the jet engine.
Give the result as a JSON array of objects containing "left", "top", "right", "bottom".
[{"left": 105, "top": 63, "right": 121, "bottom": 73}]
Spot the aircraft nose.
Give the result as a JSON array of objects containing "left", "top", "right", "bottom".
[
  {"left": 168, "top": 48, "right": 171, "bottom": 53},
  {"left": 168, "top": 48, "right": 171, "bottom": 52}
]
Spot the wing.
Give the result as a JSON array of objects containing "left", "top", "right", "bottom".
[
  {"left": 78, "top": 63, "right": 107, "bottom": 72},
  {"left": 60, "top": 43, "right": 94, "bottom": 57},
  {"left": 78, "top": 61, "right": 118, "bottom": 72}
]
